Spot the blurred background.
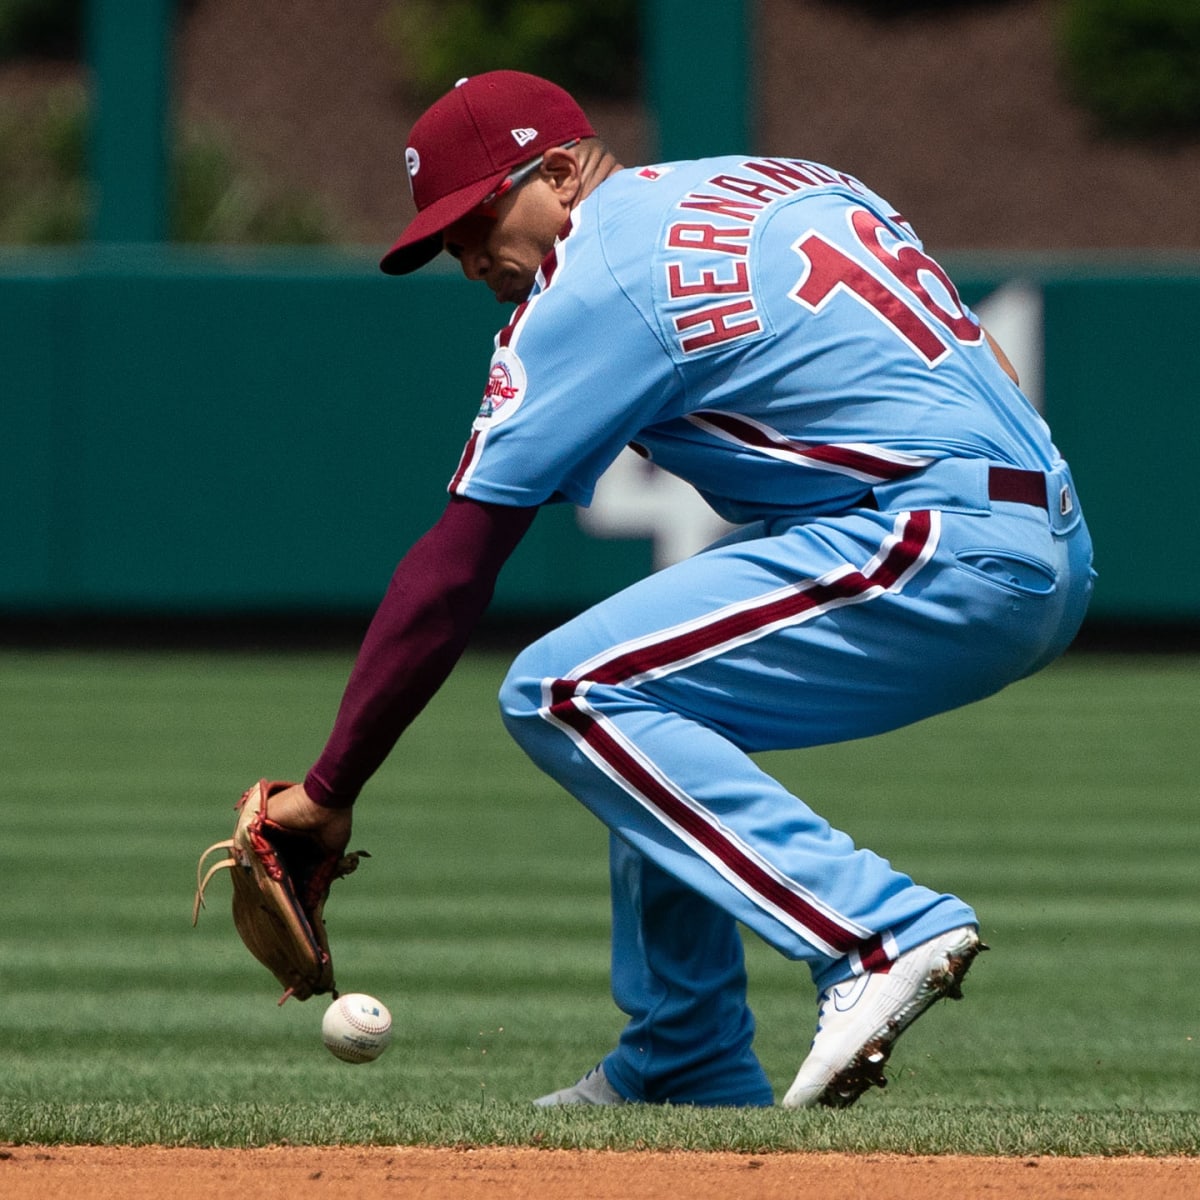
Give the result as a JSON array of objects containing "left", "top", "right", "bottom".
[{"left": 2, "top": 0, "right": 1198, "bottom": 643}]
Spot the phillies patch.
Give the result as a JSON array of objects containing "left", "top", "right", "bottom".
[{"left": 474, "top": 345, "right": 527, "bottom": 430}]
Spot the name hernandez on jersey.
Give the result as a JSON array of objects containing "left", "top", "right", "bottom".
[{"left": 659, "top": 157, "right": 884, "bottom": 357}]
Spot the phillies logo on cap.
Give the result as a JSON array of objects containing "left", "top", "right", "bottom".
[{"left": 404, "top": 147, "right": 420, "bottom": 200}]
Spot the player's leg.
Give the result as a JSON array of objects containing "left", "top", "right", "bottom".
[
  {"left": 532, "top": 834, "right": 772, "bottom": 1108},
  {"left": 599, "top": 835, "right": 774, "bottom": 1106},
  {"left": 504, "top": 503, "right": 1092, "bottom": 1103}
]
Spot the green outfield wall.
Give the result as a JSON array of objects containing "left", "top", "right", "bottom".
[{"left": 1, "top": 249, "right": 1195, "bottom": 623}]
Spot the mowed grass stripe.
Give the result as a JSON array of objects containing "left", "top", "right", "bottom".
[{"left": 0, "top": 648, "right": 1196, "bottom": 1149}]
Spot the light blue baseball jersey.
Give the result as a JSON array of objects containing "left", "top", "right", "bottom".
[{"left": 450, "top": 155, "right": 1059, "bottom": 523}]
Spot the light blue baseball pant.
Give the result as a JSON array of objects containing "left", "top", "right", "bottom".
[{"left": 499, "top": 458, "right": 1095, "bottom": 1105}]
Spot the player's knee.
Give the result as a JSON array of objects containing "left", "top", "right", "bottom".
[{"left": 497, "top": 640, "right": 554, "bottom": 735}]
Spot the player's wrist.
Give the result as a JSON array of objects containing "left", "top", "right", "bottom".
[{"left": 303, "top": 768, "right": 358, "bottom": 810}]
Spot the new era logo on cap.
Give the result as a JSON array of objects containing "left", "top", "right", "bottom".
[{"left": 511, "top": 127, "right": 538, "bottom": 146}]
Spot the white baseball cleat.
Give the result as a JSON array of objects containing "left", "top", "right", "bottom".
[
  {"left": 533, "top": 1062, "right": 629, "bottom": 1107},
  {"left": 782, "top": 925, "right": 986, "bottom": 1109}
]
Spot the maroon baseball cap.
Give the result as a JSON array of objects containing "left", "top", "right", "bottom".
[{"left": 380, "top": 71, "right": 596, "bottom": 276}]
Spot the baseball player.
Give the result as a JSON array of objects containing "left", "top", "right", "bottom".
[{"left": 266, "top": 71, "right": 1094, "bottom": 1108}]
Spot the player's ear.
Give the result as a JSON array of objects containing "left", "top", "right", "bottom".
[{"left": 541, "top": 146, "right": 583, "bottom": 206}]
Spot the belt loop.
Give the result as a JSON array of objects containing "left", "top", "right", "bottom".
[{"left": 1046, "top": 463, "right": 1082, "bottom": 534}]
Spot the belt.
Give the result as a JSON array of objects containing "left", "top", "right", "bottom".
[
  {"left": 865, "top": 465, "right": 1049, "bottom": 512},
  {"left": 987, "top": 466, "right": 1048, "bottom": 509}
]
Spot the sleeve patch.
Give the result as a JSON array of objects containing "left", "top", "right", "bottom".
[{"left": 474, "top": 345, "right": 528, "bottom": 431}]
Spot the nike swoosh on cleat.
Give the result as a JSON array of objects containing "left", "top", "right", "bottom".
[{"left": 831, "top": 976, "right": 870, "bottom": 1012}]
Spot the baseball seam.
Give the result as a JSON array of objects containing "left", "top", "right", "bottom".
[{"left": 338, "top": 1000, "right": 391, "bottom": 1035}]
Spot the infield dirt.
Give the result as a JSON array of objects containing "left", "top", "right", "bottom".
[{"left": 3, "top": 1146, "right": 1199, "bottom": 1200}]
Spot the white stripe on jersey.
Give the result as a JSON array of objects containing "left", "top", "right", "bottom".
[{"left": 686, "top": 410, "right": 934, "bottom": 483}]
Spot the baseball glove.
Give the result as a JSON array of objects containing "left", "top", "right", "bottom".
[{"left": 192, "top": 779, "right": 368, "bottom": 1004}]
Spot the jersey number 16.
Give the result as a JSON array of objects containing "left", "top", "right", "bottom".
[{"left": 790, "top": 207, "right": 982, "bottom": 366}]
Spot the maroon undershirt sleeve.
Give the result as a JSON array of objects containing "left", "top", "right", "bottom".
[{"left": 304, "top": 495, "right": 538, "bottom": 808}]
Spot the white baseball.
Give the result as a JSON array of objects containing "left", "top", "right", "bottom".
[{"left": 321, "top": 993, "right": 393, "bottom": 1063}]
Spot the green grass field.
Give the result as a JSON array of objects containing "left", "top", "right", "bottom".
[{"left": 0, "top": 647, "right": 1196, "bottom": 1154}]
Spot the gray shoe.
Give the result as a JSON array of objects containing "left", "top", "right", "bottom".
[{"left": 533, "top": 1062, "right": 629, "bottom": 1107}]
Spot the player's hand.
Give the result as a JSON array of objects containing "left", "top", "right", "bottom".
[{"left": 262, "top": 782, "right": 353, "bottom": 857}]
